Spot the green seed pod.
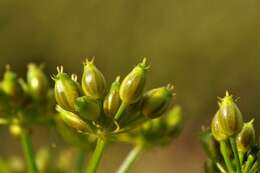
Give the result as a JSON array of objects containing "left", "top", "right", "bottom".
[
  {"left": 53, "top": 66, "right": 80, "bottom": 112},
  {"left": 165, "top": 105, "right": 183, "bottom": 137},
  {"left": 56, "top": 105, "right": 90, "bottom": 133},
  {"left": 27, "top": 63, "right": 49, "bottom": 98},
  {"left": 1, "top": 65, "right": 23, "bottom": 103},
  {"left": 236, "top": 119, "right": 255, "bottom": 153},
  {"left": 217, "top": 92, "right": 243, "bottom": 137},
  {"left": 141, "top": 84, "right": 173, "bottom": 119},
  {"left": 119, "top": 58, "right": 148, "bottom": 104},
  {"left": 103, "top": 76, "right": 121, "bottom": 117},
  {"left": 81, "top": 58, "right": 107, "bottom": 99},
  {"left": 211, "top": 111, "right": 228, "bottom": 141},
  {"left": 74, "top": 96, "right": 100, "bottom": 121}
]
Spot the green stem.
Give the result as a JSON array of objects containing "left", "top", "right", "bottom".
[
  {"left": 243, "top": 155, "right": 255, "bottom": 173},
  {"left": 116, "top": 144, "right": 143, "bottom": 173},
  {"left": 220, "top": 141, "right": 235, "bottom": 173},
  {"left": 21, "top": 130, "right": 38, "bottom": 173},
  {"left": 239, "top": 151, "right": 245, "bottom": 166},
  {"left": 216, "top": 162, "right": 228, "bottom": 173},
  {"left": 75, "top": 149, "right": 87, "bottom": 173},
  {"left": 114, "top": 102, "right": 127, "bottom": 121},
  {"left": 229, "top": 137, "right": 242, "bottom": 173},
  {"left": 86, "top": 138, "right": 106, "bottom": 173},
  {"left": 248, "top": 161, "right": 258, "bottom": 173}
]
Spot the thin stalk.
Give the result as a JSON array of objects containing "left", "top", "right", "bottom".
[
  {"left": 85, "top": 138, "right": 106, "bottom": 173},
  {"left": 248, "top": 161, "right": 258, "bottom": 173},
  {"left": 220, "top": 141, "right": 235, "bottom": 173},
  {"left": 229, "top": 137, "right": 242, "bottom": 173},
  {"left": 21, "top": 130, "right": 38, "bottom": 173},
  {"left": 243, "top": 154, "right": 255, "bottom": 173},
  {"left": 216, "top": 162, "right": 228, "bottom": 173},
  {"left": 114, "top": 102, "right": 127, "bottom": 121},
  {"left": 75, "top": 149, "right": 87, "bottom": 173},
  {"left": 239, "top": 151, "right": 245, "bottom": 165},
  {"left": 116, "top": 144, "right": 143, "bottom": 173}
]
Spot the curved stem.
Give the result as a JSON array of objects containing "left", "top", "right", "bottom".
[
  {"left": 75, "top": 149, "right": 87, "bottom": 173},
  {"left": 216, "top": 162, "right": 228, "bottom": 173},
  {"left": 114, "top": 102, "right": 127, "bottom": 121},
  {"left": 220, "top": 141, "right": 235, "bottom": 173},
  {"left": 85, "top": 138, "right": 106, "bottom": 173},
  {"left": 21, "top": 130, "right": 38, "bottom": 173},
  {"left": 243, "top": 154, "right": 255, "bottom": 173},
  {"left": 229, "top": 137, "right": 242, "bottom": 173},
  {"left": 116, "top": 144, "right": 144, "bottom": 173}
]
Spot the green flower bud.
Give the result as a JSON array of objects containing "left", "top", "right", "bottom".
[
  {"left": 141, "top": 84, "right": 174, "bottom": 119},
  {"left": 103, "top": 76, "right": 121, "bottom": 117},
  {"left": 56, "top": 105, "right": 90, "bottom": 133},
  {"left": 27, "top": 63, "right": 49, "bottom": 98},
  {"left": 211, "top": 111, "right": 228, "bottom": 141},
  {"left": 1, "top": 65, "right": 23, "bottom": 103},
  {"left": 165, "top": 105, "right": 183, "bottom": 137},
  {"left": 74, "top": 96, "right": 100, "bottom": 121},
  {"left": 119, "top": 58, "right": 148, "bottom": 104},
  {"left": 217, "top": 91, "right": 243, "bottom": 137},
  {"left": 236, "top": 119, "right": 255, "bottom": 153},
  {"left": 81, "top": 58, "right": 106, "bottom": 99},
  {"left": 53, "top": 66, "right": 80, "bottom": 112}
]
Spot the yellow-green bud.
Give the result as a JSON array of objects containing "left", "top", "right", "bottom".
[
  {"left": 211, "top": 111, "right": 228, "bottom": 141},
  {"left": 236, "top": 119, "right": 255, "bottom": 153},
  {"left": 56, "top": 105, "right": 90, "bottom": 132},
  {"left": 216, "top": 92, "right": 243, "bottom": 137},
  {"left": 103, "top": 76, "right": 121, "bottom": 117},
  {"left": 74, "top": 96, "right": 100, "bottom": 121},
  {"left": 1, "top": 65, "right": 23, "bottom": 103},
  {"left": 53, "top": 66, "right": 80, "bottom": 112},
  {"left": 27, "top": 63, "right": 49, "bottom": 98},
  {"left": 119, "top": 58, "right": 148, "bottom": 104},
  {"left": 81, "top": 58, "right": 107, "bottom": 99},
  {"left": 141, "top": 85, "right": 173, "bottom": 119},
  {"left": 165, "top": 105, "right": 183, "bottom": 137}
]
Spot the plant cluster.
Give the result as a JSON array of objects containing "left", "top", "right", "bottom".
[{"left": 200, "top": 92, "right": 260, "bottom": 173}]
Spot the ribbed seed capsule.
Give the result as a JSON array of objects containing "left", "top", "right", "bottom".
[
  {"left": 211, "top": 111, "right": 228, "bottom": 141},
  {"left": 56, "top": 105, "right": 90, "bottom": 133},
  {"left": 141, "top": 84, "right": 173, "bottom": 119},
  {"left": 81, "top": 58, "right": 106, "bottom": 99},
  {"left": 217, "top": 92, "right": 243, "bottom": 137},
  {"left": 119, "top": 58, "right": 148, "bottom": 104},
  {"left": 53, "top": 66, "right": 80, "bottom": 112},
  {"left": 74, "top": 96, "right": 100, "bottom": 121},
  {"left": 236, "top": 119, "right": 255, "bottom": 153},
  {"left": 27, "top": 63, "right": 49, "bottom": 98},
  {"left": 103, "top": 76, "right": 121, "bottom": 117}
]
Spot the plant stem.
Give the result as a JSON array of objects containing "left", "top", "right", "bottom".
[
  {"left": 243, "top": 154, "right": 255, "bottom": 173},
  {"left": 114, "top": 102, "right": 127, "bottom": 121},
  {"left": 21, "top": 130, "right": 38, "bottom": 173},
  {"left": 75, "top": 149, "right": 87, "bottom": 173},
  {"left": 220, "top": 141, "right": 235, "bottom": 173},
  {"left": 86, "top": 138, "right": 106, "bottom": 173},
  {"left": 229, "top": 137, "right": 242, "bottom": 173},
  {"left": 239, "top": 151, "right": 245, "bottom": 165},
  {"left": 248, "top": 161, "right": 258, "bottom": 173},
  {"left": 216, "top": 162, "right": 228, "bottom": 173},
  {"left": 116, "top": 144, "right": 143, "bottom": 173}
]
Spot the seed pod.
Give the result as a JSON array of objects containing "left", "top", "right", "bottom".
[
  {"left": 53, "top": 66, "right": 80, "bottom": 112},
  {"left": 103, "top": 76, "right": 121, "bottom": 117},
  {"left": 27, "top": 63, "right": 49, "bottom": 98},
  {"left": 74, "top": 96, "right": 100, "bottom": 121},
  {"left": 165, "top": 106, "right": 183, "bottom": 137},
  {"left": 217, "top": 92, "right": 243, "bottom": 137},
  {"left": 56, "top": 105, "right": 90, "bottom": 132},
  {"left": 119, "top": 58, "right": 148, "bottom": 104},
  {"left": 141, "top": 84, "right": 173, "bottom": 119},
  {"left": 1, "top": 65, "right": 23, "bottom": 103},
  {"left": 81, "top": 58, "right": 106, "bottom": 99},
  {"left": 236, "top": 119, "right": 255, "bottom": 153},
  {"left": 211, "top": 111, "right": 228, "bottom": 141}
]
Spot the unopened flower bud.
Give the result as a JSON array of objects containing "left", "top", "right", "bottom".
[
  {"left": 119, "top": 58, "right": 148, "bottom": 104},
  {"left": 216, "top": 91, "right": 243, "bottom": 137},
  {"left": 27, "top": 63, "right": 49, "bottom": 98},
  {"left": 211, "top": 111, "right": 228, "bottom": 141},
  {"left": 165, "top": 105, "right": 183, "bottom": 137},
  {"left": 103, "top": 76, "right": 121, "bottom": 117},
  {"left": 236, "top": 119, "right": 255, "bottom": 153},
  {"left": 56, "top": 105, "right": 90, "bottom": 132},
  {"left": 141, "top": 85, "right": 173, "bottom": 119},
  {"left": 74, "top": 96, "right": 100, "bottom": 121},
  {"left": 53, "top": 66, "right": 80, "bottom": 112},
  {"left": 81, "top": 58, "right": 106, "bottom": 99}
]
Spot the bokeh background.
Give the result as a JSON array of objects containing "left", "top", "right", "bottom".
[{"left": 0, "top": 0, "right": 260, "bottom": 172}]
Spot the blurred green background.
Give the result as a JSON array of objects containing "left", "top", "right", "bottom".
[{"left": 0, "top": 0, "right": 260, "bottom": 172}]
